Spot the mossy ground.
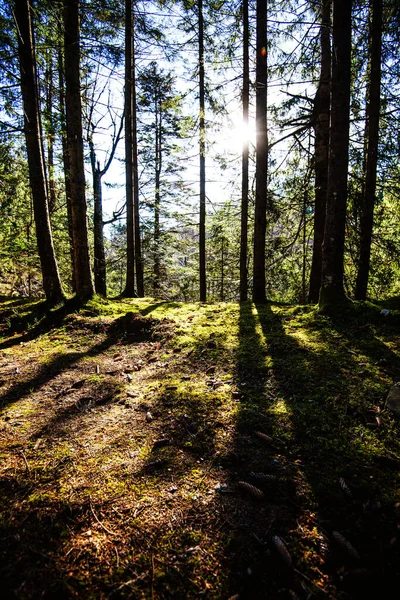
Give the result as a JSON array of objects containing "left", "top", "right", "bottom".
[{"left": 0, "top": 295, "right": 399, "bottom": 599}]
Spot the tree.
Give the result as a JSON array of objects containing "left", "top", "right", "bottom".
[
  {"left": 308, "top": 0, "right": 331, "bottom": 303},
  {"left": 57, "top": 21, "right": 76, "bottom": 292},
  {"left": 355, "top": 0, "right": 383, "bottom": 300},
  {"left": 14, "top": 0, "right": 64, "bottom": 304},
  {"left": 253, "top": 0, "right": 268, "bottom": 303},
  {"left": 138, "top": 62, "right": 185, "bottom": 295},
  {"left": 63, "top": 0, "right": 94, "bottom": 299},
  {"left": 124, "top": 0, "right": 144, "bottom": 297},
  {"left": 240, "top": 0, "right": 250, "bottom": 302},
  {"left": 319, "top": 0, "right": 352, "bottom": 307},
  {"left": 199, "top": 0, "right": 206, "bottom": 302},
  {"left": 88, "top": 115, "right": 124, "bottom": 296}
]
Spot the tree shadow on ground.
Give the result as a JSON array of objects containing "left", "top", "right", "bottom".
[
  {"left": 229, "top": 301, "right": 400, "bottom": 599},
  {"left": 0, "top": 297, "right": 92, "bottom": 350},
  {"left": 0, "top": 311, "right": 183, "bottom": 599}
]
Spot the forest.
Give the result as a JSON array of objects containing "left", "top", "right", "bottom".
[
  {"left": 0, "top": 0, "right": 399, "bottom": 304},
  {"left": 1, "top": 0, "right": 400, "bottom": 599}
]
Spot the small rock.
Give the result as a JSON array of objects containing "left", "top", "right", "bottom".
[
  {"left": 146, "top": 411, "right": 153, "bottom": 423},
  {"left": 386, "top": 383, "right": 400, "bottom": 418}
]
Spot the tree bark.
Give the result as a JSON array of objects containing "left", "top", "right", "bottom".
[
  {"left": 355, "top": 0, "right": 383, "bottom": 300},
  {"left": 15, "top": 0, "right": 64, "bottom": 304},
  {"left": 124, "top": 0, "right": 135, "bottom": 297},
  {"left": 154, "top": 94, "right": 162, "bottom": 294},
  {"left": 240, "top": 0, "right": 249, "bottom": 303},
  {"left": 45, "top": 48, "right": 57, "bottom": 215},
  {"left": 90, "top": 152, "right": 107, "bottom": 296},
  {"left": 253, "top": 0, "right": 268, "bottom": 304},
  {"left": 132, "top": 25, "right": 144, "bottom": 298},
  {"left": 308, "top": 0, "right": 331, "bottom": 303},
  {"left": 57, "top": 31, "right": 75, "bottom": 292},
  {"left": 319, "top": 0, "right": 352, "bottom": 308},
  {"left": 125, "top": 0, "right": 143, "bottom": 297},
  {"left": 63, "top": 0, "right": 94, "bottom": 299},
  {"left": 199, "top": 0, "right": 206, "bottom": 302}
]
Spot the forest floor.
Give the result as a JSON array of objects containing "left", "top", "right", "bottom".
[{"left": 0, "top": 295, "right": 400, "bottom": 600}]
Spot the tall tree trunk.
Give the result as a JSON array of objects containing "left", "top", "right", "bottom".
[
  {"left": 63, "top": 0, "right": 94, "bottom": 299},
  {"left": 132, "top": 22, "right": 144, "bottom": 297},
  {"left": 240, "top": 0, "right": 249, "bottom": 303},
  {"left": 58, "top": 34, "right": 75, "bottom": 292},
  {"left": 90, "top": 150, "right": 107, "bottom": 296},
  {"left": 199, "top": 0, "right": 206, "bottom": 302},
  {"left": 15, "top": 0, "right": 64, "bottom": 304},
  {"left": 45, "top": 48, "right": 57, "bottom": 215},
  {"left": 124, "top": 0, "right": 135, "bottom": 297},
  {"left": 125, "top": 0, "right": 143, "bottom": 297},
  {"left": 308, "top": 0, "right": 331, "bottom": 303},
  {"left": 253, "top": 0, "right": 268, "bottom": 303},
  {"left": 154, "top": 96, "right": 161, "bottom": 294},
  {"left": 355, "top": 0, "right": 383, "bottom": 300},
  {"left": 319, "top": 0, "right": 352, "bottom": 307}
]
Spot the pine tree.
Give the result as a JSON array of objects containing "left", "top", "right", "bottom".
[
  {"left": 240, "top": 0, "right": 250, "bottom": 302},
  {"left": 308, "top": 0, "right": 331, "bottom": 303},
  {"left": 319, "top": 0, "right": 352, "bottom": 307},
  {"left": 15, "top": 0, "right": 64, "bottom": 304},
  {"left": 253, "top": 0, "right": 268, "bottom": 303},
  {"left": 63, "top": 0, "right": 94, "bottom": 299},
  {"left": 355, "top": 0, "right": 383, "bottom": 300}
]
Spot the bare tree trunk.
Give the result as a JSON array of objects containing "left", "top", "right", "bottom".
[
  {"left": 355, "top": 0, "right": 383, "bottom": 300},
  {"left": 57, "top": 33, "right": 75, "bottom": 292},
  {"left": 63, "top": 0, "right": 94, "bottom": 299},
  {"left": 253, "top": 0, "right": 268, "bottom": 304},
  {"left": 91, "top": 153, "right": 107, "bottom": 296},
  {"left": 308, "top": 0, "right": 331, "bottom": 303},
  {"left": 45, "top": 48, "right": 57, "bottom": 215},
  {"left": 15, "top": 0, "right": 64, "bottom": 304},
  {"left": 199, "top": 0, "right": 206, "bottom": 302},
  {"left": 154, "top": 96, "right": 161, "bottom": 295},
  {"left": 125, "top": 0, "right": 143, "bottom": 297},
  {"left": 240, "top": 0, "right": 249, "bottom": 303},
  {"left": 319, "top": 0, "right": 352, "bottom": 308},
  {"left": 132, "top": 21, "right": 144, "bottom": 297},
  {"left": 124, "top": 0, "right": 135, "bottom": 297}
]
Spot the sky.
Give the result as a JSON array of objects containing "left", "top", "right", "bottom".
[{"left": 82, "top": 1, "right": 317, "bottom": 231}]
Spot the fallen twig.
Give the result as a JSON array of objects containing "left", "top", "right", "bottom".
[{"left": 90, "top": 502, "right": 118, "bottom": 537}]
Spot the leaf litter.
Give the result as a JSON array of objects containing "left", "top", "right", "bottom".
[{"left": 0, "top": 297, "right": 400, "bottom": 599}]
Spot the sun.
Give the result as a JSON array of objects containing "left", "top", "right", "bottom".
[{"left": 219, "top": 111, "right": 255, "bottom": 155}]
